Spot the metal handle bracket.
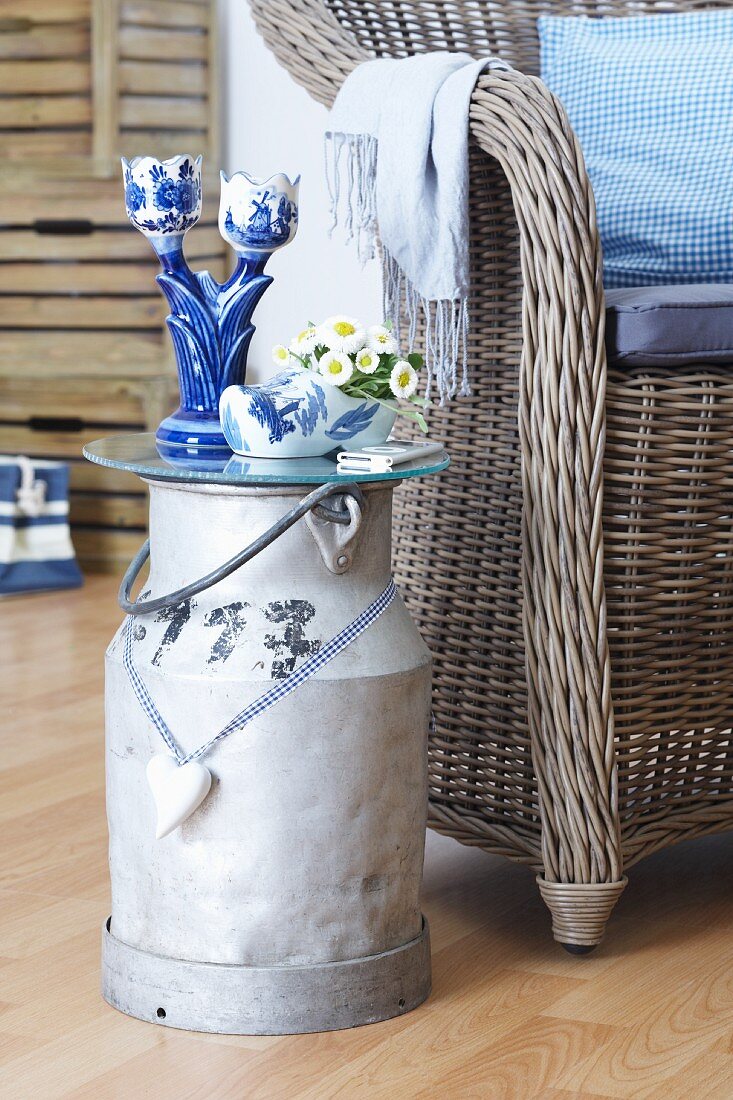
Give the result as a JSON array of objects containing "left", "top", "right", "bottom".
[{"left": 306, "top": 491, "right": 363, "bottom": 574}]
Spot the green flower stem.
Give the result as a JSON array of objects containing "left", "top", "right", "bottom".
[{"left": 370, "top": 395, "right": 429, "bottom": 434}]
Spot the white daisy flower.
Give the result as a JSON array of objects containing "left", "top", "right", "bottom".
[
  {"left": 289, "top": 325, "right": 319, "bottom": 355},
  {"left": 319, "top": 350, "right": 354, "bottom": 386},
  {"left": 367, "top": 324, "right": 398, "bottom": 356},
  {"left": 318, "top": 315, "right": 366, "bottom": 354},
  {"left": 390, "top": 360, "right": 418, "bottom": 399},
  {"left": 272, "top": 344, "right": 291, "bottom": 367},
  {"left": 354, "top": 347, "right": 379, "bottom": 375}
]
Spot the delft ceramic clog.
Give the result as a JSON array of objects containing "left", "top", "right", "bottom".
[{"left": 220, "top": 370, "right": 396, "bottom": 458}]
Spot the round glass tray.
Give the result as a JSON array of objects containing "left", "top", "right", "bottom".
[{"left": 83, "top": 433, "right": 450, "bottom": 486}]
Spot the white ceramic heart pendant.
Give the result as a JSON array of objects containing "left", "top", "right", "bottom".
[{"left": 146, "top": 753, "right": 212, "bottom": 840}]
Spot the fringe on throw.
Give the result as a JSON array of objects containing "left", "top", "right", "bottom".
[{"left": 325, "top": 131, "right": 470, "bottom": 404}]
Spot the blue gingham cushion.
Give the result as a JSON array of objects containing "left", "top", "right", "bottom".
[{"left": 538, "top": 11, "right": 733, "bottom": 288}]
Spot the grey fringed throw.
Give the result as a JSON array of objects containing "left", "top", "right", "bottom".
[{"left": 325, "top": 51, "right": 511, "bottom": 402}]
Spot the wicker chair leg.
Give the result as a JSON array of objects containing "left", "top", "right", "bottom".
[{"left": 537, "top": 876, "right": 628, "bottom": 953}]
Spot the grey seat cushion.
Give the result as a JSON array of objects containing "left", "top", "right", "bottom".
[{"left": 605, "top": 285, "right": 733, "bottom": 367}]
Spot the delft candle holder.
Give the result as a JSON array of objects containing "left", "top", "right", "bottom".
[{"left": 122, "top": 155, "right": 299, "bottom": 452}]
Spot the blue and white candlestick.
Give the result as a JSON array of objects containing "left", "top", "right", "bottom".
[{"left": 122, "top": 156, "right": 300, "bottom": 452}]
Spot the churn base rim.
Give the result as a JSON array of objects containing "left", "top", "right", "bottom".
[{"left": 101, "top": 916, "right": 431, "bottom": 1035}]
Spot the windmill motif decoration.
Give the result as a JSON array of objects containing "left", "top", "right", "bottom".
[
  {"left": 224, "top": 188, "right": 296, "bottom": 252},
  {"left": 121, "top": 155, "right": 300, "bottom": 452}
]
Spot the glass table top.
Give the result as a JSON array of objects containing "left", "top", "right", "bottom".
[{"left": 83, "top": 433, "right": 450, "bottom": 486}]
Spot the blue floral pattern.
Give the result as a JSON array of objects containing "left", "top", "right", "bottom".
[
  {"left": 151, "top": 165, "right": 179, "bottom": 212},
  {"left": 125, "top": 178, "right": 146, "bottom": 213},
  {"left": 123, "top": 157, "right": 202, "bottom": 235},
  {"left": 176, "top": 174, "right": 198, "bottom": 214},
  {"left": 325, "top": 402, "right": 379, "bottom": 441}
]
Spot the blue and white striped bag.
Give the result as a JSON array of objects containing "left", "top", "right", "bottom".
[{"left": 0, "top": 456, "right": 83, "bottom": 596}]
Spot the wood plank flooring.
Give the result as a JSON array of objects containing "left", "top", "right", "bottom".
[{"left": 1, "top": 576, "right": 732, "bottom": 1099}]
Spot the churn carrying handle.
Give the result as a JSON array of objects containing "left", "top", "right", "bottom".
[{"left": 118, "top": 481, "right": 365, "bottom": 616}]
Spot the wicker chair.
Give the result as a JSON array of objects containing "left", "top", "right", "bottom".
[{"left": 249, "top": 0, "right": 733, "bottom": 951}]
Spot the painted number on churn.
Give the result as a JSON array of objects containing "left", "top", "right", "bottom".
[
  {"left": 204, "top": 603, "right": 250, "bottom": 664},
  {"left": 139, "top": 596, "right": 322, "bottom": 674},
  {"left": 151, "top": 598, "right": 196, "bottom": 666},
  {"left": 262, "top": 600, "right": 321, "bottom": 679}
]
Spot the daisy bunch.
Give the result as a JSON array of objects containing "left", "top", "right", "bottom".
[{"left": 272, "top": 316, "right": 428, "bottom": 432}]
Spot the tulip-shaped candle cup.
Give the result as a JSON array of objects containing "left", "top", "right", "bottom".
[
  {"left": 219, "top": 171, "right": 299, "bottom": 258},
  {"left": 121, "top": 156, "right": 300, "bottom": 453},
  {"left": 122, "top": 154, "right": 202, "bottom": 257}
]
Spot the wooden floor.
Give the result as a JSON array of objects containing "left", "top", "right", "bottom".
[{"left": 1, "top": 576, "right": 732, "bottom": 1099}]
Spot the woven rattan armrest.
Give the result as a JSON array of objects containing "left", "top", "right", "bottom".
[
  {"left": 469, "top": 70, "right": 623, "bottom": 925},
  {"left": 249, "top": 0, "right": 625, "bottom": 945},
  {"left": 466, "top": 69, "right": 620, "bottom": 912}
]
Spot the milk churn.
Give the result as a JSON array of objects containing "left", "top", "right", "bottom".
[{"left": 101, "top": 475, "right": 432, "bottom": 1034}]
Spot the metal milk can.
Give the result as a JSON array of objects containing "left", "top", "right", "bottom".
[{"left": 102, "top": 477, "right": 432, "bottom": 1034}]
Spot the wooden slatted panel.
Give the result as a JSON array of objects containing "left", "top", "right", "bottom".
[
  {"left": 71, "top": 525, "right": 146, "bottom": 572},
  {"left": 0, "top": 25, "right": 90, "bottom": 60},
  {"left": 0, "top": 178, "right": 153, "bottom": 221},
  {"left": 91, "top": 0, "right": 117, "bottom": 173},
  {"left": 0, "top": 183, "right": 228, "bottom": 357},
  {"left": 0, "top": 58, "right": 91, "bottom": 95},
  {"left": 117, "top": 0, "right": 215, "bottom": 163},
  {"left": 0, "top": 174, "right": 224, "bottom": 225},
  {"left": 0, "top": 132, "right": 92, "bottom": 159},
  {"left": 0, "top": 1, "right": 220, "bottom": 572},
  {"left": 0, "top": 332, "right": 164, "bottom": 372},
  {"left": 119, "top": 94, "right": 208, "bottom": 130},
  {"left": 70, "top": 492, "right": 148, "bottom": 528},
  {"left": 0, "top": 424, "right": 146, "bottom": 460},
  {"left": 0, "top": 1, "right": 89, "bottom": 19},
  {"left": 0, "top": 223, "right": 224, "bottom": 260},
  {"left": 69, "top": 459, "right": 145, "bottom": 494},
  {"left": 0, "top": 296, "right": 164, "bottom": 329},
  {"left": 0, "top": 1, "right": 218, "bottom": 175},
  {"left": 0, "top": 375, "right": 166, "bottom": 421},
  {"left": 0, "top": 1, "right": 93, "bottom": 165},
  {"left": 118, "top": 58, "right": 209, "bottom": 97},
  {"left": 0, "top": 255, "right": 225, "bottom": 294},
  {"left": 118, "top": 25, "right": 208, "bottom": 62},
  {"left": 0, "top": 95, "right": 91, "bottom": 128},
  {"left": 0, "top": 376, "right": 177, "bottom": 468},
  {"left": 0, "top": 262, "right": 182, "bottom": 294},
  {"left": 118, "top": 129, "right": 210, "bottom": 157},
  {"left": 120, "top": 1, "right": 211, "bottom": 29}
]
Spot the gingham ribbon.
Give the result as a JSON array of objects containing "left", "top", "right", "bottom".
[{"left": 123, "top": 579, "right": 397, "bottom": 766}]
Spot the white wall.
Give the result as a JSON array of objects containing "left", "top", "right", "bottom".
[{"left": 221, "top": 0, "right": 381, "bottom": 382}]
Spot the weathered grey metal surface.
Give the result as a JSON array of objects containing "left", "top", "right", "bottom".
[
  {"left": 102, "top": 916, "right": 431, "bottom": 1034},
  {"left": 118, "top": 481, "right": 367, "bottom": 614},
  {"left": 103, "top": 479, "right": 432, "bottom": 1033}
]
